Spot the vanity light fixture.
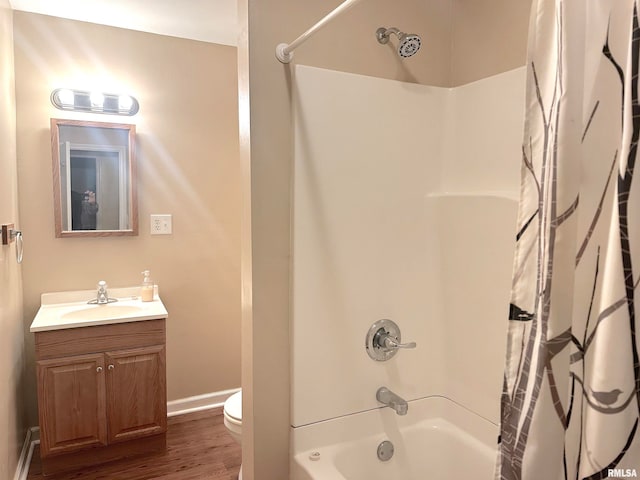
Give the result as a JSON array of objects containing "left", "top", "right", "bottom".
[{"left": 51, "top": 88, "right": 139, "bottom": 116}]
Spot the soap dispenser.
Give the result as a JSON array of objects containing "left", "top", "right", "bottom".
[{"left": 141, "top": 270, "right": 154, "bottom": 302}]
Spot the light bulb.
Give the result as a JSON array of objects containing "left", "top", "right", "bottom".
[
  {"left": 57, "top": 89, "right": 75, "bottom": 106},
  {"left": 90, "top": 92, "right": 104, "bottom": 108},
  {"left": 118, "top": 94, "right": 133, "bottom": 111}
]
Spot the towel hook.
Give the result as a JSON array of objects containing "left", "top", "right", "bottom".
[
  {"left": 2, "top": 224, "right": 23, "bottom": 264},
  {"left": 13, "top": 230, "right": 23, "bottom": 264}
]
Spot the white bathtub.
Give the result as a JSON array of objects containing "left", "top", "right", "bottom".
[{"left": 291, "top": 396, "right": 497, "bottom": 480}]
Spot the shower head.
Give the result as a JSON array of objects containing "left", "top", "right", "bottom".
[
  {"left": 397, "top": 33, "right": 421, "bottom": 58},
  {"left": 376, "top": 27, "right": 422, "bottom": 58}
]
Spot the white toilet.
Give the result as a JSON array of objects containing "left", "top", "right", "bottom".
[{"left": 223, "top": 390, "right": 242, "bottom": 479}]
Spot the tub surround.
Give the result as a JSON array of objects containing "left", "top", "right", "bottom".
[
  {"left": 290, "top": 65, "right": 523, "bottom": 478},
  {"left": 291, "top": 65, "right": 523, "bottom": 428},
  {"left": 291, "top": 65, "right": 447, "bottom": 427}
]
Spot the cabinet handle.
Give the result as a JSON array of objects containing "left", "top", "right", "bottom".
[
  {"left": 96, "top": 366, "right": 103, "bottom": 373},
  {"left": 108, "top": 364, "right": 115, "bottom": 371}
]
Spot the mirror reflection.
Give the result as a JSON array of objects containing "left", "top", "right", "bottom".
[{"left": 51, "top": 119, "right": 137, "bottom": 237}]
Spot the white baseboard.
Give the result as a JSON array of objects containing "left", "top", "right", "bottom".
[
  {"left": 167, "top": 387, "right": 241, "bottom": 417},
  {"left": 14, "top": 426, "right": 39, "bottom": 480},
  {"left": 13, "top": 389, "right": 239, "bottom": 479}
]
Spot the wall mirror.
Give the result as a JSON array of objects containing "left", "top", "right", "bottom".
[{"left": 51, "top": 119, "right": 137, "bottom": 237}]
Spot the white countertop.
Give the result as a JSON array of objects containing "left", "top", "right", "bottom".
[{"left": 30, "top": 286, "right": 168, "bottom": 332}]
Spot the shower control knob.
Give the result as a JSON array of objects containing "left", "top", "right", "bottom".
[
  {"left": 365, "top": 319, "right": 417, "bottom": 361},
  {"left": 377, "top": 332, "right": 416, "bottom": 350}
]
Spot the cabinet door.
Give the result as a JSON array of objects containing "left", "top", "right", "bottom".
[
  {"left": 105, "top": 345, "right": 167, "bottom": 443},
  {"left": 37, "top": 353, "right": 107, "bottom": 456}
]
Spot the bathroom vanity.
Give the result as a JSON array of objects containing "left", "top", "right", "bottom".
[{"left": 30, "top": 287, "right": 168, "bottom": 475}]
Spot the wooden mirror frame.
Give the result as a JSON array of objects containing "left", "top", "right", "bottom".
[{"left": 51, "top": 119, "right": 138, "bottom": 238}]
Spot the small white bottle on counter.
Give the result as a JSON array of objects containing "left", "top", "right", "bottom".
[{"left": 141, "top": 270, "right": 154, "bottom": 302}]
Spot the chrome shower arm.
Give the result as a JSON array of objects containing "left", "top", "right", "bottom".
[{"left": 376, "top": 27, "right": 400, "bottom": 44}]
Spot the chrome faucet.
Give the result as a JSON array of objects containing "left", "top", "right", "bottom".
[
  {"left": 96, "top": 281, "right": 109, "bottom": 304},
  {"left": 88, "top": 280, "right": 117, "bottom": 305},
  {"left": 376, "top": 387, "right": 408, "bottom": 415}
]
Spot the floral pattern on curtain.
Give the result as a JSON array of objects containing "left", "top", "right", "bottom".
[{"left": 497, "top": 1, "right": 640, "bottom": 479}]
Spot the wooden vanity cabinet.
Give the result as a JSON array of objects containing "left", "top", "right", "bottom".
[
  {"left": 37, "top": 353, "right": 108, "bottom": 455},
  {"left": 35, "top": 319, "right": 166, "bottom": 475},
  {"left": 105, "top": 345, "right": 166, "bottom": 443}
]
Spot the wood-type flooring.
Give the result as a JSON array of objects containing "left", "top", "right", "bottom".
[{"left": 27, "top": 407, "right": 241, "bottom": 480}]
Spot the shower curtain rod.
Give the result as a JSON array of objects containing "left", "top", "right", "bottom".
[{"left": 275, "top": 0, "right": 366, "bottom": 63}]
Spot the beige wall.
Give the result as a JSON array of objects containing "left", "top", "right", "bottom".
[
  {"left": 14, "top": 12, "right": 241, "bottom": 426},
  {"left": 288, "top": 0, "right": 453, "bottom": 86},
  {"left": 281, "top": 0, "right": 533, "bottom": 88},
  {"left": 241, "top": 0, "right": 531, "bottom": 478},
  {"left": 451, "top": 0, "right": 531, "bottom": 86},
  {"left": 289, "top": 0, "right": 533, "bottom": 88},
  {"left": 0, "top": 1, "right": 28, "bottom": 478}
]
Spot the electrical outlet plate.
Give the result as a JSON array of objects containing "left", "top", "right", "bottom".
[{"left": 150, "top": 215, "right": 172, "bottom": 235}]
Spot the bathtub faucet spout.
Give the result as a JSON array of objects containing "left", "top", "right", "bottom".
[{"left": 376, "top": 387, "right": 408, "bottom": 415}]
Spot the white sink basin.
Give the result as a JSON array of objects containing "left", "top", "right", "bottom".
[
  {"left": 30, "top": 286, "right": 168, "bottom": 332},
  {"left": 61, "top": 304, "right": 146, "bottom": 322}
]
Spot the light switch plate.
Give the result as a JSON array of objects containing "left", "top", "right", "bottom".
[{"left": 150, "top": 214, "right": 172, "bottom": 235}]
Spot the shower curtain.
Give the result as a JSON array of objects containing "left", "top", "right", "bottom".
[{"left": 497, "top": 1, "right": 640, "bottom": 479}]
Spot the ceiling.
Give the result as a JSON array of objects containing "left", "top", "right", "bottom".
[{"left": 8, "top": 0, "right": 239, "bottom": 46}]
